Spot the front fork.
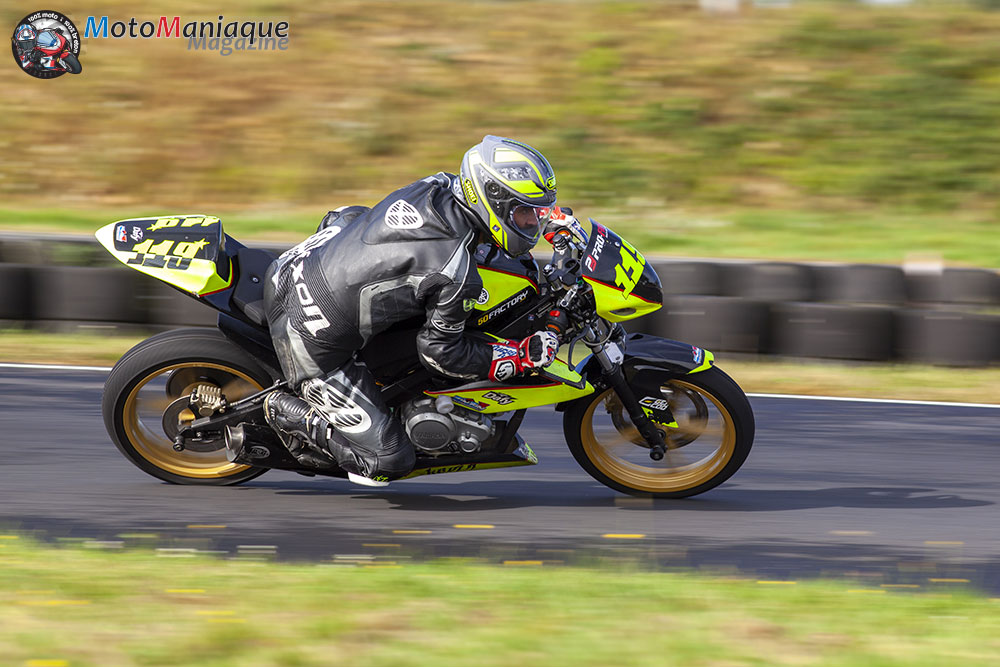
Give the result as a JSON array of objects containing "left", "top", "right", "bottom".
[{"left": 581, "top": 321, "right": 670, "bottom": 461}]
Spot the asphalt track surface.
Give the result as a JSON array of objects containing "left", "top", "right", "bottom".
[{"left": 2, "top": 365, "right": 998, "bottom": 593}]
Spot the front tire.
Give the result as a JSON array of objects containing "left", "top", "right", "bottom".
[
  {"left": 103, "top": 328, "right": 275, "bottom": 485},
  {"left": 564, "top": 366, "right": 754, "bottom": 498},
  {"left": 62, "top": 53, "right": 81, "bottom": 74}
]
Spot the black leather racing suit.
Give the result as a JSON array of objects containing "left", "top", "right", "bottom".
[{"left": 263, "top": 173, "right": 495, "bottom": 480}]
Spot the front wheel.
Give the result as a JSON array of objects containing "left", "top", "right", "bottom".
[
  {"left": 62, "top": 53, "right": 81, "bottom": 74},
  {"left": 564, "top": 366, "right": 754, "bottom": 498},
  {"left": 102, "top": 328, "right": 275, "bottom": 485}
]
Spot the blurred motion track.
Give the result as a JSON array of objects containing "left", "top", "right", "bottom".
[{"left": 1, "top": 365, "right": 998, "bottom": 593}]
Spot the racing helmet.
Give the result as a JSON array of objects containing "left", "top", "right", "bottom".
[
  {"left": 458, "top": 135, "right": 557, "bottom": 257},
  {"left": 15, "top": 24, "right": 37, "bottom": 53}
]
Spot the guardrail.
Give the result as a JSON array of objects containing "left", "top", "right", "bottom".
[{"left": 1, "top": 233, "right": 997, "bottom": 366}]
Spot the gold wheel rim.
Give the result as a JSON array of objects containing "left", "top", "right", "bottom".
[
  {"left": 122, "top": 362, "right": 263, "bottom": 479},
  {"left": 581, "top": 381, "right": 736, "bottom": 494}
]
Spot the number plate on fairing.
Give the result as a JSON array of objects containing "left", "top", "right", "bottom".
[{"left": 96, "top": 215, "right": 233, "bottom": 295}]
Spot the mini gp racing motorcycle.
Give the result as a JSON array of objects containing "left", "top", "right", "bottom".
[{"left": 96, "top": 213, "right": 754, "bottom": 498}]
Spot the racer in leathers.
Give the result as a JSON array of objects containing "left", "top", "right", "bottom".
[
  {"left": 262, "top": 135, "right": 569, "bottom": 486},
  {"left": 14, "top": 24, "right": 40, "bottom": 70}
]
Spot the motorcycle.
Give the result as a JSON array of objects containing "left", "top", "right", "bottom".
[
  {"left": 95, "top": 213, "right": 754, "bottom": 498},
  {"left": 23, "top": 29, "right": 82, "bottom": 74}
]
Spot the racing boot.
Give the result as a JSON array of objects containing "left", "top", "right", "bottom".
[
  {"left": 263, "top": 391, "right": 337, "bottom": 469},
  {"left": 264, "top": 390, "right": 391, "bottom": 486}
]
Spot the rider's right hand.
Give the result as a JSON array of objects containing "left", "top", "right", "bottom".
[{"left": 487, "top": 332, "right": 559, "bottom": 382}]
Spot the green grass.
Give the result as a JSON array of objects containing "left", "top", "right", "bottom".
[
  {"left": 0, "top": 537, "right": 998, "bottom": 666},
  {"left": 4, "top": 2, "right": 1000, "bottom": 266},
  {"left": 4, "top": 329, "right": 1000, "bottom": 404}
]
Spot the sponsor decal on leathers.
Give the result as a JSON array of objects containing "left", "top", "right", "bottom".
[{"left": 384, "top": 199, "right": 424, "bottom": 229}]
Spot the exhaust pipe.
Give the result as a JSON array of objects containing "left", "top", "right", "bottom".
[{"left": 224, "top": 425, "right": 245, "bottom": 462}]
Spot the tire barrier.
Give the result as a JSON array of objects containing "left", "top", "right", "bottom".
[
  {"left": 894, "top": 309, "right": 1000, "bottom": 366},
  {"left": 905, "top": 267, "right": 1000, "bottom": 306},
  {"left": 30, "top": 266, "right": 146, "bottom": 324},
  {"left": 650, "top": 260, "right": 723, "bottom": 296},
  {"left": 770, "top": 303, "right": 894, "bottom": 361},
  {"left": 721, "top": 261, "right": 815, "bottom": 302},
  {"left": 0, "top": 264, "right": 32, "bottom": 320},
  {"left": 941, "top": 268, "right": 1000, "bottom": 306},
  {"left": 141, "top": 278, "right": 220, "bottom": 328},
  {"left": 814, "top": 264, "right": 907, "bottom": 305},
  {"left": 653, "top": 296, "right": 770, "bottom": 354},
  {"left": 2, "top": 236, "right": 999, "bottom": 366}
]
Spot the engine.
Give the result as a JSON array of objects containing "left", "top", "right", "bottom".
[{"left": 401, "top": 397, "right": 495, "bottom": 454}]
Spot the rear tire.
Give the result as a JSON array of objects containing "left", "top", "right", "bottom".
[
  {"left": 564, "top": 366, "right": 754, "bottom": 498},
  {"left": 102, "top": 328, "right": 275, "bottom": 485}
]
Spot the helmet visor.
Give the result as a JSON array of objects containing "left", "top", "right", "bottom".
[{"left": 509, "top": 204, "right": 550, "bottom": 245}]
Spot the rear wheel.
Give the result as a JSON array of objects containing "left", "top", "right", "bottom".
[
  {"left": 102, "top": 328, "right": 275, "bottom": 485},
  {"left": 564, "top": 366, "right": 754, "bottom": 498}
]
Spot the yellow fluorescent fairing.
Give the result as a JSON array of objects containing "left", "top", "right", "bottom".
[
  {"left": 583, "top": 276, "right": 661, "bottom": 323},
  {"left": 95, "top": 216, "right": 233, "bottom": 295},
  {"left": 426, "top": 359, "right": 593, "bottom": 413}
]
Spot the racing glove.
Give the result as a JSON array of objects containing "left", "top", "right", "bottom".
[
  {"left": 487, "top": 332, "right": 559, "bottom": 382},
  {"left": 542, "top": 207, "right": 585, "bottom": 245}
]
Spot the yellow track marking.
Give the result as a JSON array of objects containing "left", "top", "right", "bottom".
[
  {"left": 453, "top": 524, "right": 494, "bottom": 529},
  {"left": 188, "top": 524, "right": 227, "bottom": 529},
  {"left": 503, "top": 560, "right": 544, "bottom": 566},
  {"left": 929, "top": 578, "right": 970, "bottom": 583},
  {"left": 924, "top": 541, "right": 964, "bottom": 546},
  {"left": 602, "top": 533, "right": 645, "bottom": 539}
]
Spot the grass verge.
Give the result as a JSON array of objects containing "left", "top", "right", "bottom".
[
  {"left": 2, "top": 329, "right": 999, "bottom": 404},
  {"left": 0, "top": 537, "right": 997, "bottom": 666}
]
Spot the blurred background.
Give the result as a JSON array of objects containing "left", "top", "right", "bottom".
[
  {"left": 0, "top": 0, "right": 998, "bottom": 261},
  {"left": 2, "top": 0, "right": 999, "bottom": 377}
]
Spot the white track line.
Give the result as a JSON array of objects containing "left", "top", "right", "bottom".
[
  {"left": 0, "top": 362, "right": 112, "bottom": 372},
  {"left": 0, "top": 362, "right": 997, "bottom": 409},
  {"left": 747, "top": 392, "right": 1000, "bottom": 409}
]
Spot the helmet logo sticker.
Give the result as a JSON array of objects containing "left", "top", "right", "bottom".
[
  {"left": 385, "top": 199, "right": 424, "bottom": 229},
  {"left": 461, "top": 178, "right": 478, "bottom": 205},
  {"left": 477, "top": 288, "right": 489, "bottom": 305},
  {"left": 545, "top": 176, "right": 556, "bottom": 190}
]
